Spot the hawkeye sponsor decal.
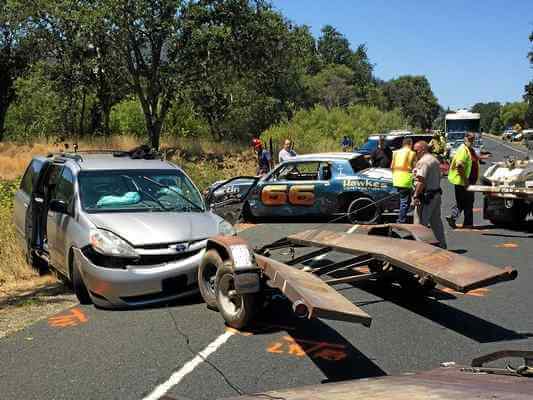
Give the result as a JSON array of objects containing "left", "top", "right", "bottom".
[{"left": 343, "top": 178, "right": 388, "bottom": 190}]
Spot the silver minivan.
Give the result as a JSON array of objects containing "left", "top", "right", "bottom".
[{"left": 13, "top": 151, "right": 234, "bottom": 308}]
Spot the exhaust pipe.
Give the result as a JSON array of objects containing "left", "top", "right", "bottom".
[{"left": 292, "top": 300, "right": 309, "bottom": 319}]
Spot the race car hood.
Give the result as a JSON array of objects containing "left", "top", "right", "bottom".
[
  {"left": 354, "top": 167, "right": 393, "bottom": 181},
  {"left": 88, "top": 212, "right": 222, "bottom": 246}
]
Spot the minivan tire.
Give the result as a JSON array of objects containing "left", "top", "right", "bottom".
[{"left": 71, "top": 258, "right": 92, "bottom": 305}]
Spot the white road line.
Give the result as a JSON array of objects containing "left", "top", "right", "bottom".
[
  {"left": 484, "top": 136, "right": 528, "bottom": 155},
  {"left": 346, "top": 224, "right": 360, "bottom": 234},
  {"left": 142, "top": 330, "right": 235, "bottom": 400}
]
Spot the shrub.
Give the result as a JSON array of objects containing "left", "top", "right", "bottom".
[{"left": 264, "top": 104, "right": 409, "bottom": 153}]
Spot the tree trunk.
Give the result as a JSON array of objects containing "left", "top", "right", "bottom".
[
  {"left": 79, "top": 89, "right": 86, "bottom": 137},
  {"left": 0, "top": 101, "right": 7, "bottom": 142}
]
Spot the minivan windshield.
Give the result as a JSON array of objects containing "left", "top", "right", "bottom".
[{"left": 78, "top": 170, "right": 205, "bottom": 213}]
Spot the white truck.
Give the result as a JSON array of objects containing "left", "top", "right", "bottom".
[
  {"left": 445, "top": 109, "right": 483, "bottom": 156},
  {"left": 468, "top": 130, "right": 533, "bottom": 225}
]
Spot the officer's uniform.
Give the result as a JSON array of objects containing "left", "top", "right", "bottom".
[
  {"left": 391, "top": 146, "right": 416, "bottom": 223},
  {"left": 414, "top": 153, "right": 447, "bottom": 248}
]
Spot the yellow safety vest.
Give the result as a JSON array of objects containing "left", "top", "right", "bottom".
[
  {"left": 448, "top": 144, "right": 472, "bottom": 186},
  {"left": 391, "top": 147, "right": 416, "bottom": 188}
]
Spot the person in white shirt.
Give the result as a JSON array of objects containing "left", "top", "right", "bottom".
[{"left": 278, "top": 139, "right": 297, "bottom": 163}]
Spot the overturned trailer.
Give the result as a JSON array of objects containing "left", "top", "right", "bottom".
[{"left": 197, "top": 224, "right": 517, "bottom": 329}]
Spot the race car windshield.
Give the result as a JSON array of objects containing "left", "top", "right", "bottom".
[{"left": 79, "top": 170, "right": 205, "bottom": 213}]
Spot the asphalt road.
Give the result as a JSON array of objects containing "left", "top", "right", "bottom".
[{"left": 1, "top": 136, "right": 532, "bottom": 400}]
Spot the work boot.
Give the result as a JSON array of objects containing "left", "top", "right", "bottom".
[{"left": 445, "top": 216, "right": 457, "bottom": 229}]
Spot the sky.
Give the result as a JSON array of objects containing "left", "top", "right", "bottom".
[{"left": 271, "top": 0, "right": 533, "bottom": 110}]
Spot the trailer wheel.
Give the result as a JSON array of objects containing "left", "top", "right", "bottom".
[
  {"left": 484, "top": 197, "right": 528, "bottom": 226},
  {"left": 215, "top": 263, "right": 259, "bottom": 329},
  {"left": 198, "top": 250, "right": 224, "bottom": 310},
  {"left": 347, "top": 196, "right": 380, "bottom": 224}
]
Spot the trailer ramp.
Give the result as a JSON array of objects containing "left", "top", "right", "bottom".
[
  {"left": 288, "top": 229, "right": 517, "bottom": 293},
  {"left": 255, "top": 254, "right": 372, "bottom": 327}
]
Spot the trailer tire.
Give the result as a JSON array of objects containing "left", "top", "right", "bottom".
[
  {"left": 347, "top": 196, "right": 380, "bottom": 224},
  {"left": 198, "top": 250, "right": 223, "bottom": 310},
  {"left": 215, "top": 263, "right": 259, "bottom": 329},
  {"left": 484, "top": 197, "right": 528, "bottom": 226}
]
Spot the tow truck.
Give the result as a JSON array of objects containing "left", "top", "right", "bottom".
[
  {"left": 468, "top": 130, "right": 533, "bottom": 225},
  {"left": 197, "top": 223, "right": 517, "bottom": 329}
]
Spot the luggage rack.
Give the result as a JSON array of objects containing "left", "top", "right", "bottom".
[{"left": 47, "top": 145, "right": 163, "bottom": 162}]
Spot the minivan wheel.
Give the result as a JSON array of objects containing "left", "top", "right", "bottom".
[
  {"left": 198, "top": 250, "right": 223, "bottom": 310},
  {"left": 71, "top": 258, "right": 92, "bottom": 305}
]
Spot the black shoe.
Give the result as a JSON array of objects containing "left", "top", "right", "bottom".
[{"left": 446, "top": 216, "right": 457, "bottom": 229}]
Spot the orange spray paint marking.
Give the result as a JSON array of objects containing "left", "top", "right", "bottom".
[
  {"left": 267, "top": 336, "right": 347, "bottom": 360},
  {"left": 495, "top": 243, "right": 519, "bottom": 249},
  {"left": 48, "top": 307, "right": 88, "bottom": 328},
  {"left": 441, "top": 287, "right": 490, "bottom": 297}
]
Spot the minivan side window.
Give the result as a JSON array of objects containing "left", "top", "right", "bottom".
[
  {"left": 20, "top": 159, "right": 44, "bottom": 195},
  {"left": 54, "top": 167, "right": 75, "bottom": 205}
]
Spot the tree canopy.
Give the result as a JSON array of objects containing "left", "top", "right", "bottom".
[{"left": 2, "top": 0, "right": 443, "bottom": 148}]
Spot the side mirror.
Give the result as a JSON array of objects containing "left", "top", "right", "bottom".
[{"left": 49, "top": 199, "right": 68, "bottom": 214}]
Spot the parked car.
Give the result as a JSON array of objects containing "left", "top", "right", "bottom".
[
  {"left": 206, "top": 153, "right": 399, "bottom": 224},
  {"left": 357, "top": 131, "right": 433, "bottom": 156},
  {"left": 511, "top": 132, "right": 524, "bottom": 142},
  {"left": 13, "top": 151, "right": 234, "bottom": 308},
  {"left": 502, "top": 130, "right": 516, "bottom": 141}
]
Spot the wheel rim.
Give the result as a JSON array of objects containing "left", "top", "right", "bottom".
[
  {"left": 348, "top": 198, "right": 378, "bottom": 224},
  {"left": 217, "top": 273, "right": 242, "bottom": 318},
  {"left": 202, "top": 263, "right": 218, "bottom": 297}
]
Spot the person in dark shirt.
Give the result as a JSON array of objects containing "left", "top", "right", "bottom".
[{"left": 370, "top": 135, "right": 392, "bottom": 168}]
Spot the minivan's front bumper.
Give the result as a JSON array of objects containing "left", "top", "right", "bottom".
[{"left": 72, "top": 247, "right": 204, "bottom": 308}]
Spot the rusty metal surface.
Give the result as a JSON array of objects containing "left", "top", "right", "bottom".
[
  {"left": 287, "top": 229, "right": 517, "bottom": 293},
  {"left": 206, "top": 235, "right": 252, "bottom": 264},
  {"left": 222, "top": 366, "right": 533, "bottom": 400},
  {"left": 358, "top": 223, "right": 439, "bottom": 244},
  {"left": 471, "top": 350, "right": 533, "bottom": 367},
  {"left": 254, "top": 254, "right": 372, "bottom": 327}
]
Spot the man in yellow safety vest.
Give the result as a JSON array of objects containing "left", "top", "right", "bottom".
[
  {"left": 446, "top": 132, "right": 475, "bottom": 228},
  {"left": 391, "top": 138, "right": 416, "bottom": 223}
]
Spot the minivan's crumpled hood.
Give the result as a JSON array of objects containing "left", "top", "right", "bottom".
[{"left": 88, "top": 212, "right": 221, "bottom": 246}]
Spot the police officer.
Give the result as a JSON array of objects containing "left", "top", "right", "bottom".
[
  {"left": 446, "top": 132, "right": 475, "bottom": 229},
  {"left": 413, "top": 141, "right": 447, "bottom": 248},
  {"left": 391, "top": 138, "right": 416, "bottom": 223}
]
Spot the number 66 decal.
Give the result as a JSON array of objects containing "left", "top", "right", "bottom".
[{"left": 261, "top": 185, "right": 315, "bottom": 206}]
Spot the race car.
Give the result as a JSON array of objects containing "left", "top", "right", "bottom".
[{"left": 205, "top": 152, "right": 400, "bottom": 224}]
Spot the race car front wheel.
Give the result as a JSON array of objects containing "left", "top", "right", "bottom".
[{"left": 347, "top": 196, "right": 380, "bottom": 224}]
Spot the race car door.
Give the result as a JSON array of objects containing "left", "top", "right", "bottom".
[{"left": 259, "top": 161, "right": 330, "bottom": 218}]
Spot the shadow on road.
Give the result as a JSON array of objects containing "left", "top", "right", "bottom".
[
  {"left": 352, "top": 281, "right": 533, "bottom": 343},
  {"left": 246, "top": 299, "right": 386, "bottom": 383}
]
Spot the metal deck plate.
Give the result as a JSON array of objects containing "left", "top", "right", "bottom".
[{"left": 287, "top": 229, "right": 517, "bottom": 293}]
